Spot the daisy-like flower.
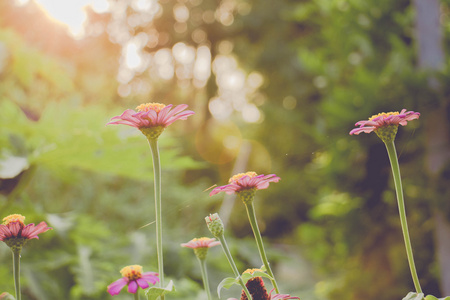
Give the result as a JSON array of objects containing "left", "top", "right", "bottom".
[
  {"left": 349, "top": 109, "right": 420, "bottom": 143},
  {"left": 209, "top": 172, "right": 280, "bottom": 204},
  {"left": 181, "top": 237, "right": 220, "bottom": 260},
  {"left": 107, "top": 102, "right": 195, "bottom": 140},
  {"left": 107, "top": 265, "right": 159, "bottom": 296},
  {"left": 227, "top": 270, "right": 300, "bottom": 300},
  {"left": 0, "top": 214, "right": 51, "bottom": 252}
]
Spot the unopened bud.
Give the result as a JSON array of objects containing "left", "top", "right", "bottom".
[{"left": 205, "top": 213, "right": 224, "bottom": 238}]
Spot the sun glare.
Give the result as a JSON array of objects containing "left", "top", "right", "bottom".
[{"left": 16, "top": 0, "right": 109, "bottom": 38}]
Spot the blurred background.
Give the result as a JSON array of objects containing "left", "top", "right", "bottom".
[{"left": 1, "top": 0, "right": 450, "bottom": 299}]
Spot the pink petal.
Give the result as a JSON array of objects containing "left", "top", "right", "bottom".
[
  {"left": 255, "top": 182, "right": 270, "bottom": 190},
  {"left": 9, "top": 222, "right": 21, "bottom": 237},
  {"left": 141, "top": 272, "right": 160, "bottom": 285},
  {"left": 155, "top": 104, "right": 174, "bottom": 124},
  {"left": 136, "top": 278, "right": 149, "bottom": 289},
  {"left": 107, "top": 278, "right": 128, "bottom": 296},
  {"left": 349, "top": 127, "right": 375, "bottom": 135},
  {"left": 0, "top": 225, "right": 12, "bottom": 240},
  {"left": 127, "top": 280, "right": 138, "bottom": 293},
  {"left": 21, "top": 222, "right": 51, "bottom": 239}
]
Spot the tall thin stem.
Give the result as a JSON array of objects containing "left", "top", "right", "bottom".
[
  {"left": 148, "top": 138, "right": 165, "bottom": 299},
  {"left": 13, "top": 249, "right": 21, "bottom": 300},
  {"left": 134, "top": 291, "right": 141, "bottom": 300},
  {"left": 198, "top": 258, "right": 212, "bottom": 300},
  {"left": 385, "top": 141, "right": 422, "bottom": 294},
  {"left": 217, "top": 235, "right": 252, "bottom": 300},
  {"left": 244, "top": 202, "right": 279, "bottom": 293}
]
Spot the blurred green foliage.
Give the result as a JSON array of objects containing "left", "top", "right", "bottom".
[{"left": 1, "top": 0, "right": 450, "bottom": 299}]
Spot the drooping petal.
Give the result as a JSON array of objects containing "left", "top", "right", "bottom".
[
  {"left": 127, "top": 280, "right": 138, "bottom": 293},
  {"left": 107, "top": 278, "right": 128, "bottom": 296}
]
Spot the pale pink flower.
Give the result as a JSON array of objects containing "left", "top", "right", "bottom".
[
  {"left": 0, "top": 214, "right": 51, "bottom": 242},
  {"left": 209, "top": 172, "right": 280, "bottom": 196},
  {"left": 349, "top": 109, "right": 420, "bottom": 136},
  {"left": 107, "top": 103, "right": 194, "bottom": 129},
  {"left": 107, "top": 265, "right": 159, "bottom": 295},
  {"left": 181, "top": 237, "right": 221, "bottom": 249}
]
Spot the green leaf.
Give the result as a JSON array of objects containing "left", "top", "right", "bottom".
[
  {"left": 425, "top": 295, "right": 450, "bottom": 300},
  {"left": 403, "top": 292, "right": 424, "bottom": 300},
  {"left": 145, "top": 281, "right": 175, "bottom": 300},
  {"left": 217, "top": 277, "right": 239, "bottom": 298}
]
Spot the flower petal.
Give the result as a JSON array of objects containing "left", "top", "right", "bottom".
[
  {"left": 127, "top": 280, "right": 138, "bottom": 293},
  {"left": 141, "top": 272, "right": 160, "bottom": 285},
  {"left": 21, "top": 222, "right": 51, "bottom": 239},
  {"left": 107, "top": 278, "right": 128, "bottom": 296},
  {"left": 136, "top": 278, "right": 150, "bottom": 289}
]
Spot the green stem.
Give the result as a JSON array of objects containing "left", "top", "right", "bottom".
[
  {"left": 385, "top": 141, "right": 422, "bottom": 294},
  {"left": 217, "top": 235, "right": 252, "bottom": 300},
  {"left": 244, "top": 202, "right": 279, "bottom": 293},
  {"left": 198, "top": 258, "right": 212, "bottom": 300},
  {"left": 148, "top": 139, "right": 165, "bottom": 300},
  {"left": 134, "top": 291, "right": 141, "bottom": 300},
  {"left": 13, "top": 249, "right": 21, "bottom": 300}
]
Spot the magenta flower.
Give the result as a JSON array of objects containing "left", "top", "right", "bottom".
[
  {"left": 0, "top": 214, "right": 51, "bottom": 247},
  {"left": 209, "top": 172, "right": 280, "bottom": 196},
  {"left": 107, "top": 265, "right": 159, "bottom": 296},
  {"left": 107, "top": 102, "right": 194, "bottom": 139},
  {"left": 350, "top": 109, "right": 420, "bottom": 142}
]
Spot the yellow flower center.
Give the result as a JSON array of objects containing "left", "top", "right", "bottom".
[
  {"left": 229, "top": 171, "right": 258, "bottom": 183},
  {"left": 120, "top": 265, "right": 143, "bottom": 280},
  {"left": 3, "top": 214, "right": 25, "bottom": 226},
  {"left": 244, "top": 268, "right": 263, "bottom": 275},
  {"left": 136, "top": 103, "right": 166, "bottom": 113},
  {"left": 369, "top": 111, "right": 399, "bottom": 121},
  {"left": 193, "top": 237, "right": 211, "bottom": 243}
]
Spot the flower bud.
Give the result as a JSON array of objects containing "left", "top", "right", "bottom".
[{"left": 205, "top": 213, "right": 224, "bottom": 238}]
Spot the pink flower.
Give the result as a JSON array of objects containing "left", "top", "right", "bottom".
[
  {"left": 0, "top": 214, "right": 51, "bottom": 242},
  {"left": 269, "top": 289, "right": 300, "bottom": 299},
  {"left": 107, "top": 102, "right": 194, "bottom": 129},
  {"left": 181, "top": 237, "right": 220, "bottom": 260},
  {"left": 181, "top": 237, "right": 221, "bottom": 249},
  {"left": 107, "top": 265, "right": 159, "bottom": 296},
  {"left": 350, "top": 109, "right": 420, "bottom": 136},
  {"left": 226, "top": 273, "right": 300, "bottom": 300},
  {"left": 209, "top": 172, "right": 280, "bottom": 196}
]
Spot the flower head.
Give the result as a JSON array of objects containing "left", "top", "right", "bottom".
[
  {"left": 205, "top": 213, "right": 224, "bottom": 238},
  {"left": 181, "top": 237, "right": 220, "bottom": 260},
  {"left": 0, "top": 214, "right": 52, "bottom": 252},
  {"left": 350, "top": 109, "right": 420, "bottom": 143},
  {"left": 107, "top": 102, "right": 194, "bottom": 140},
  {"left": 210, "top": 172, "right": 280, "bottom": 204},
  {"left": 107, "top": 265, "right": 159, "bottom": 296},
  {"left": 227, "top": 274, "right": 300, "bottom": 300}
]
